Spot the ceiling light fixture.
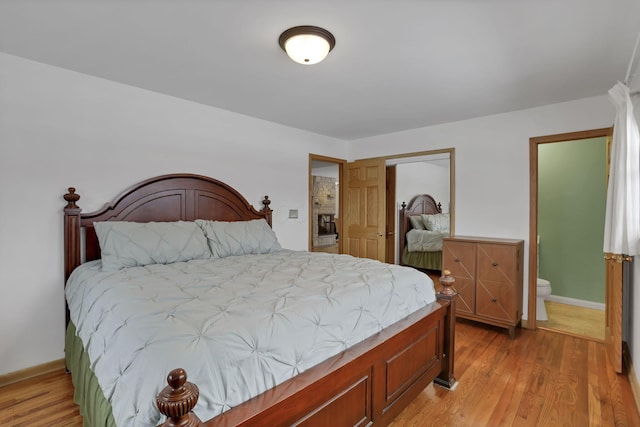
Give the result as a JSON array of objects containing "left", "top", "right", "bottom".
[{"left": 279, "top": 26, "right": 336, "bottom": 65}]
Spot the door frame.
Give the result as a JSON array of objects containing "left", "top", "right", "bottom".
[
  {"left": 528, "top": 127, "right": 613, "bottom": 330},
  {"left": 386, "top": 165, "right": 397, "bottom": 264},
  {"left": 309, "top": 154, "right": 346, "bottom": 253}
]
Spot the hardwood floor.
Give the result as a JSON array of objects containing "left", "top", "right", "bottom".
[
  {"left": 1, "top": 321, "right": 638, "bottom": 426},
  {"left": 390, "top": 320, "right": 640, "bottom": 426},
  {"left": 0, "top": 369, "right": 82, "bottom": 426},
  {"left": 538, "top": 300, "right": 606, "bottom": 341},
  {"left": 311, "top": 243, "right": 339, "bottom": 254}
]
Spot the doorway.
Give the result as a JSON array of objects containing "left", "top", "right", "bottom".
[
  {"left": 309, "top": 155, "right": 345, "bottom": 253},
  {"left": 342, "top": 148, "right": 455, "bottom": 263},
  {"left": 309, "top": 149, "right": 455, "bottom": 262},
  {"left": 529, "top": 128, "right": 613, "bottom": 341}
]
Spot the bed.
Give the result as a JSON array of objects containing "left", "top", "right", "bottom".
[
  {"left": 62, "top": 173, "right": 456, "bottom": 427},
  {"left": 399, "top": 194, "right": 449, "bottom": 272}
]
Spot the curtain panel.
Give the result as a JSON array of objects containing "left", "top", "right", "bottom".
[{"left": 603, "top": 82, "right": 640, "bottom": 256}]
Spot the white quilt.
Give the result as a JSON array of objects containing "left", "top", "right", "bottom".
[
  {"left": 66, "top": 250, "right": 436, "bottom": 426},
  {"left": 406, "top": 229, "right": 449, "bottom": 252}
]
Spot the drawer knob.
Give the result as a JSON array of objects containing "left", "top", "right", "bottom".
[
  {"left": 455, "top": 258, "right": 461, "bottom": 263},
  {"left": 492, "top": 262, "right": 498, "bottom": 267},
  {"left": 492, "top": 297, "right": 497, "bottom": 303}
]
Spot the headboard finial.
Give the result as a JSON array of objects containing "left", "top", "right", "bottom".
[
  {"left": 261, "top": 195, "right": 272, "bottom": 212},
  {"left": 63, "top": 187, "right": 81, "bottom": 209}
]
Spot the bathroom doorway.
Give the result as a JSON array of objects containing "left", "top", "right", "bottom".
[{"left": 529, "top": 128, "right": 612, "bottom": 341}]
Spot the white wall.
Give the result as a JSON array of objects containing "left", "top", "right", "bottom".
[
  {"left": 0, "top": 53, "right": 346, "bottom": 375},
  {"left": 312, "top": 165, "right": 339, "bottom": 179},
  {"left": 348, "top": 95, "right": 640, "bottom": 385},
  {"left": 349, "top": 96, "right": 615, "bottom": 298},
  {"left": 396, "top": 162, "right": 450, "bottom": 212}
]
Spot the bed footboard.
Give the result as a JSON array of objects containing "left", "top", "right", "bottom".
[{"left": 157, "top": 295, "right": 456, "bottom": 427}]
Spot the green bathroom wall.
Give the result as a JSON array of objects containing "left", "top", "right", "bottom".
[{"left": 538, "top": 137, "right": 607, "bottom": 304}]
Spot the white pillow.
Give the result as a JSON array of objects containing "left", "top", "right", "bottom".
[
  {"left": 420, "top": 213, "right": 450, "bottom": 231},
  {"left": 195, "top": 219, "right": 282, "bottom": 258},
  {"left": 94, "top": 221, "right": 212, "bottom": 271},
  {"left": 409, "top": 215, "right": 426, "bottom": 230}
]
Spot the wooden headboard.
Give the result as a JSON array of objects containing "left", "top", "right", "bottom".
[
  {"left": 63, "top": 173, "right": 272, "bottom": 284},
  {"left": 399, "top": 194, "right": 442, "bottom": 255}
]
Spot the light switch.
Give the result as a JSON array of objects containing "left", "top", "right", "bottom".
[{"left": 289, "top": 209, "right": 298, "bottom": 219}]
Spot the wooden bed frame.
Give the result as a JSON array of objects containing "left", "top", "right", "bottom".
[
  {"left": 63, "top": 174, "right": 456, "bottom": 427},
  {"left": 399, "top": 194, "right": 444, "bottom": 269}
]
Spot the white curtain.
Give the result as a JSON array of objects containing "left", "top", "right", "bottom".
[{"left": 603, "top": 82, "right": 640, "bottom": 256}]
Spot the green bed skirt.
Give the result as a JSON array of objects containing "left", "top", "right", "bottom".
[
  {"left": 401, "top": 247, "right": 442, "bottom": 271},
  {"left": 65, "top": 322, "right": 116, "bottom": 427}
]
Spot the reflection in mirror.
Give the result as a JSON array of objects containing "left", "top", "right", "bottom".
[
  {"left": 311, "top": 160, "right": 340, "bottom": 254},
  {"left": 390, "top": 152, "right": 451, "bottom": 273}
]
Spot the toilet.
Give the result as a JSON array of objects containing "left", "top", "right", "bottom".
[
  {"left": 536, "top": 235, "right": 552, "bottom": 321},
  {"left": 536, "top": 278, "right": 552, "bottom": 321}
]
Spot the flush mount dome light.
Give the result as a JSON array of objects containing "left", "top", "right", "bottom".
[{"left": 279, "top": 26, "right": 336, "bottom": 65}]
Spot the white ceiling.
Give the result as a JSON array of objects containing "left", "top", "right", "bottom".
[{"left": 1, "top": 0, "right": 639, "bottom": 141}]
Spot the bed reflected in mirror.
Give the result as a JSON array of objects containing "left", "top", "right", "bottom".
[{"left": 390, "top": 150, "right": 453, "bottom": 273}]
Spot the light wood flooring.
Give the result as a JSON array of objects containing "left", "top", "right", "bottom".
[
  {"left": 389, "top": 320, "right": 639, "bottom": 426},
  {"left": 537, "top": 300, "right": 606, "bottom": 341},
  {"left": 311, "top": 243, "right": 339, "bottom": 254},
  {"left": 0, "top": 369, "right": 83, "bottom": 426},
  {"left": 1, "top": 321, "right": 638, "bottom": 426}
]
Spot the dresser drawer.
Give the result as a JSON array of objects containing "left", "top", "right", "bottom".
[
  {"left": 442, "top": 240, "right": 475, "bottom": 315},
  {"left": 475, "top": 280, "right": 518, "bottom": 322},
  {"left": 476, "top": 243, "right": 519, "bottom": 286}
]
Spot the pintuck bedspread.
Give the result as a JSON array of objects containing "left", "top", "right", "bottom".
[
  {"left": 65, "top": 249, "right": 437, "bottom": 426},
  {"left": 406, "top": 229, "right": 449, "bottom": 252}
]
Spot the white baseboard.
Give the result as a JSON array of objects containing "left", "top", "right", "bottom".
[{"left": 545, "top": 294, "right": 605, "bottom": 311}]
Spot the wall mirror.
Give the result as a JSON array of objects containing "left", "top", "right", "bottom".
[{"left": 385, "top": 149, "right": 454, "bottom": 269}]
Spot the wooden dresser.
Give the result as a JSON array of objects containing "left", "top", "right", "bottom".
[{"left": 442, "top": 236, "right": 524, "bottom": 338}]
